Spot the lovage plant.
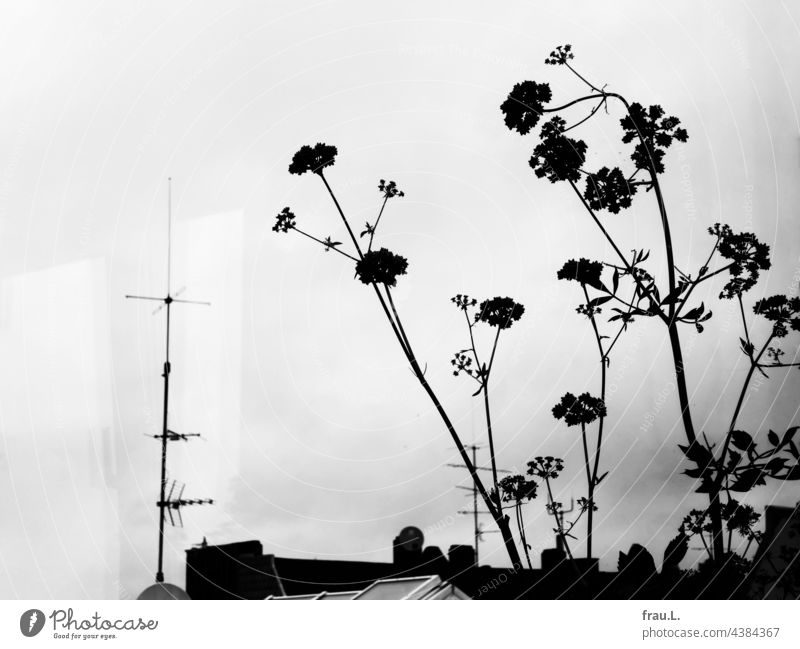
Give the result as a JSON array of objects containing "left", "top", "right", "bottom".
[
  {"left": 500, "top": 44, "right": 800, "bottom": 576},
  {"left": 273, "top": 143, "right": 528, "bottom": 567}
]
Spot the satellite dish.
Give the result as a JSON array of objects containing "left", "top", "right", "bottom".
[
  {"left": 397, "top": 526, "right": 424, "bottom": 552},
  {"left": 137, "top": 582, "right": 190, "bottom": 600}
]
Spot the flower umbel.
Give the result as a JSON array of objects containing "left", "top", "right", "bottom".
[
  {"left": 379, "top": 179, "right": 404, "bottom": 199},
  {"left": 753, "top": 294, "right": 800, "bottom": 338},
  {"left": 273, "top": 207, "right": 296, "bottom": 233},
  {"left": 552, "top": 392, "right": 606, "bottom": 426},
  {"left": 584, "top": 166, "right": 637, "bottom": 214},
  {"left": 450, "top": 351, "right": 475, "bottom": 378},
  {"left": 475, "top": 297, "right": 525, "bottom": 329},
  {"left": 354, "top": 247, "right": 408, "bottom": 287},
  {"left": 710, "top": 223, "right": 771, "bottom": 299},
  {"left": 288, "top": 143, "right": 338, "bottom": 175},
  {"left": 499, "top": 475, "right": 538, "bottom": 503},
  {"left": 527, "top": 456, "right": 564, "bottom": 480},
  {"left": 500, "top": 80, "right": 553, "bottom": 135},
  {"left": 620, "top": 103, "right": 688, "bottom": 174},
  {"left": 544, "top": 44, "right": 574, "bottom": 66},
  {"left": 529, "top": 117, "right": 588, "bottom": 183},
  {"left": 557, "top": 258, "right": 605, "bottom": 291},
  {"left": 451, "top": 294, "right": 477, "bottom": 311}
]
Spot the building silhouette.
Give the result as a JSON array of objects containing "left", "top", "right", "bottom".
[{"left": 185, "top": 505, "right": 800, "bottom": 600}]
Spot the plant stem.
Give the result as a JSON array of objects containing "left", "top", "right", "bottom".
[
  {"left": 738, "top": 293, "right": 751, "bottom": 350},
  {"left": 292, "top": 226, "right": 360, "bottom": 261},
  {"left": 542, "top": 477, "right": 589, "bottom": 590},
  {"left": 544, "top": 478, "right": 573, "bottom": 561},
  {"left": 483, "top": 327, "right": 503, "bottom": 508},
  {"left": 368, "top": 195, "right": 389, "bottom": 252},
  {"left": 579, "top": 422, "right": 594, "bottom": 559},
  {"left": 319, "top": 171, "right": 363, "bottom": 258},
  {"left": 581, "top": 284, "right": 607, "bottom": 559},
  {"left": 568, "top": 180, "right": 665, "bottom": 323},
  {"left": 714, "top": 332, "right": 775, "bottom": 496},
  {"left": 515, "top": 503, "right": 534, "bottom": 570},
  {"left": 318, "top": 173, "right": 522, "bottom": 568}
]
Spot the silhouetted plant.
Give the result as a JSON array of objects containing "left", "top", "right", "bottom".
[
  {"left": 449, "top": 291, "right": 529, "bottom": 564},
  {"left": 526, "top": 456, "right": 577, "bottom": 558},
  {"left": 681, "top": 500, "right": 764, "bottom": 561},
  {"left": 499, "top": 474, "right": 538, "bottom": 569},
  {"left": 273, "top": 148, "right": 524, "bottom": 568},
  {"left": 450, "top": 294, "right": 525, "bottom": 521},
  {"left": 549, "top": 252, "right": 645, "bottom": 559},
  {"left": 501, "top": 44, "right": 800, "bottom": 574}
]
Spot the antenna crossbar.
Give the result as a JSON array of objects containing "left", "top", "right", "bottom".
[{"left": 127, "top": 178, "right": 213, "bottom": 584}]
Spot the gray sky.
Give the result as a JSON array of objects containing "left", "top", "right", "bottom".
[{"left": 1, "top": 0, "right": 799, "bottom": 598}]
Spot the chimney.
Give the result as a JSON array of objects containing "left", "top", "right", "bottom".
[{"left": 448, "top": 544, "right": 476, "bottom": 574}]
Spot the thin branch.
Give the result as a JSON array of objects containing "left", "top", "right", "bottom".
[
  {"left": 319, "top": 171, "right": 363, "bottom": 258},
  {"left": 562, "top": 97, "right": 607, "bottom": 133},
  {"left": 567, "top": 179, "right": 666, "bottom": 324},
  {"left": 758, "top": 361, "right": 800, "bottom": 369},
  {"left": 564, "top": 61, "right": 604, "bottom": 93},
  {"left": 292, "top": 227, "right": 359, "bottom": 262},
  {"left": 368, "top": 195, "right": 390, "bottom": 252},
  {"left": 673, "top": 237, "right": 722, "bottom": 319},
  {"left": 712, "top": 332, "right": 776, "bottom": 508},
  {"left": 675, "top": 265, "right": 735, "bottom": 318},
  {"left": 738, "top": 293, "right": 751, "bottom": 349}
]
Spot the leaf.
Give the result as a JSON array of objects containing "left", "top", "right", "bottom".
[
  {"left": 783, "top": 426, "right": 799, "bottom": 446},
  {"left": 612, "top": 268, "right": 619, "bottom": 294},
  {"left": 661, "top": 282, "right": 687, "bottom": 306},
  {"left": 765, "top": 457, "right": 787, "bottom": 476},
  {"left": 678, "top": 441, "right": 713, "bottom": 467},
  {"left": 650, "top": 284, "right": 661, "bottom": 303},
  {"left": 784, "top": 464, "right": 800, "bottom": 480},
  {"left": 662, "top": 533, "right": 688, "bottom": 570},
  {"left": 730, "top": 469, "right": 766, "bottom": 492},
  {"left": 694, "top": 479, "right": 714, "bottom": 493},
  {"left": 730, "top": 430, "right": 755, "bottom": 452},
  {"left": 768, "top": 430, "right": 780, "bottom": 447},
  {"left": 588, "top": 295, "right": 613, "bottom": 308},
  {"left": 682, "top": 302, "right": 705, "bottom": 321},
  {"left": 682, "top": 467, "right": 704, "bottom": 479}
]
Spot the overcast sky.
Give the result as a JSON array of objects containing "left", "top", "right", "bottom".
[{"left": 1, "top": 0, "right": 799, "bottom": 598}]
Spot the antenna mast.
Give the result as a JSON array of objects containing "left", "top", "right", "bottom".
[
  {"left": 126, "top": 178, "right": 213, "bottom": 583},
  {"left": 449, "top": 444, "right": 510, "bottom": 566}
]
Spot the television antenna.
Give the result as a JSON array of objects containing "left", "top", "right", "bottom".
[
  {"left": 448, "top": 443, "right": 511, "bottom": 566},
  {"left": 126, "top": 178, "right": 213, "bottom": 584},
  {"left": 549, "top": 496, "right": 575, "bottom": 552},
  {"left": 159, "top": 479, "right": 214, "bottom": 528}
]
